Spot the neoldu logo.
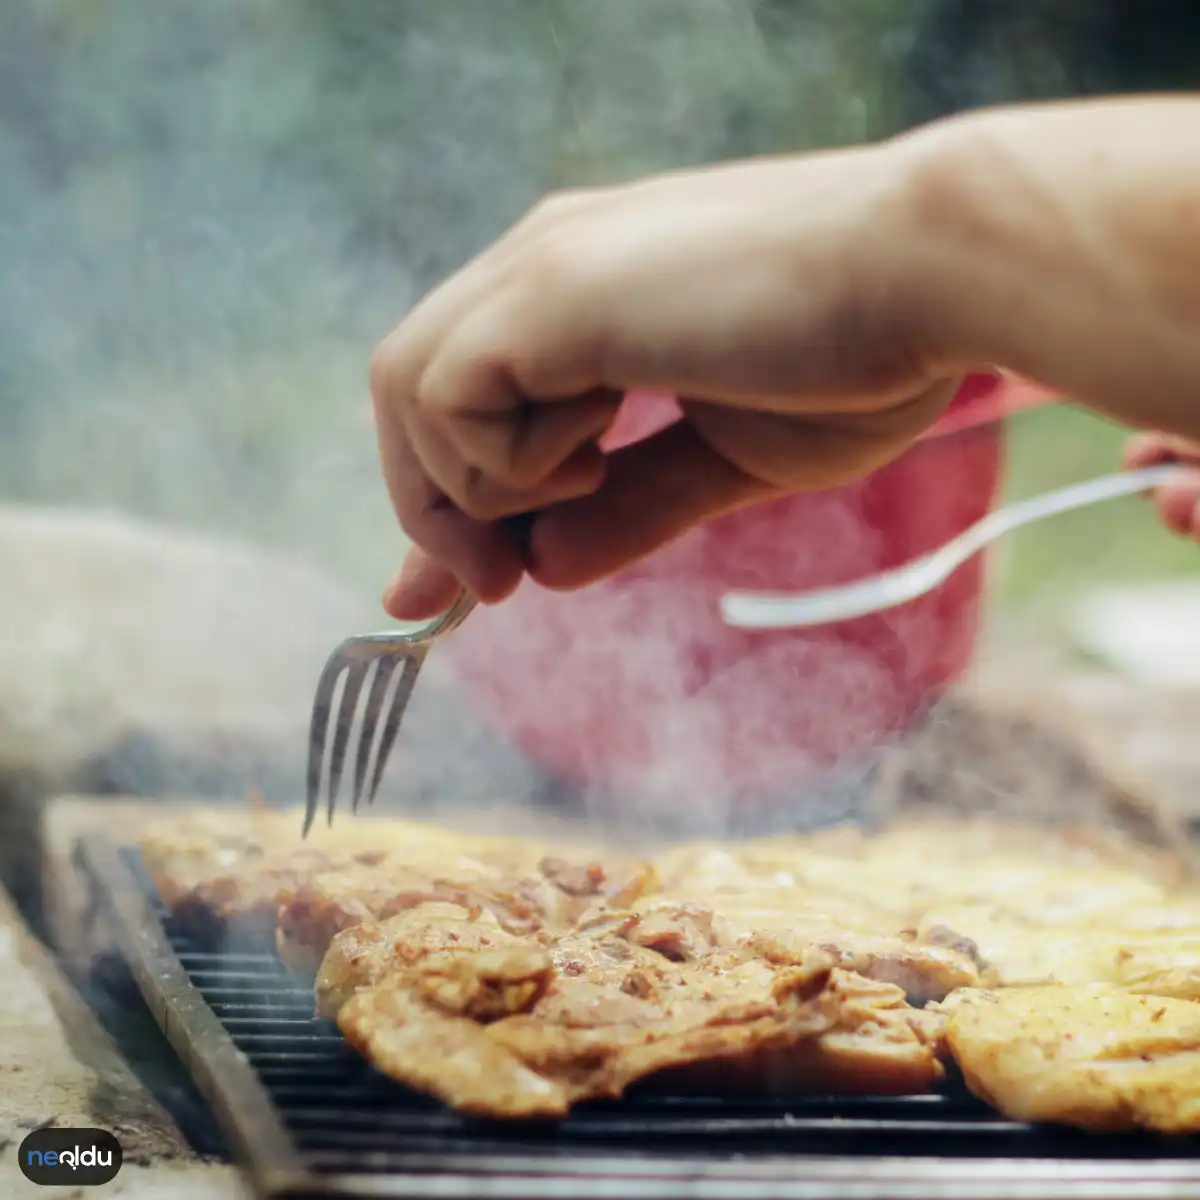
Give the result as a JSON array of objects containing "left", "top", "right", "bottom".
[{"left": 18, "top": 1127, "right": 122, "bottom": 1187}]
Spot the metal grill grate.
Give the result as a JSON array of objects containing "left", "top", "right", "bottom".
[{"left": 80, "top": 841, "right": 1200, "bottom": 1199}]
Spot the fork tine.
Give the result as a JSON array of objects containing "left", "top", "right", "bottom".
[
  {"left": 304, "top": 651, "right": 350, "bottom": 837},
  {"left": 356, "top": 651, "right": 425, "bottom": 814},
  {"left": 303, "top": 590, "right": 475, "bottom": 835},
  {"left": 324, "top": 658, "right": 373, "bottom": 827},
  {"left": 352, "top": 654, "right": 400, "bottom": 807}
]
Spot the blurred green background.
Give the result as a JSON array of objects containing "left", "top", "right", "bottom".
[{"left": 1, "top": 0, "right": 1197, "bottom": 617}]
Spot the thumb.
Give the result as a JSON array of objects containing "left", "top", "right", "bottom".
[
  {"left": 527, "top": 418, "right": 778, "bottom": 590},
  {"left": 382, "top": 548, "right": 465, "bottom": 620}
]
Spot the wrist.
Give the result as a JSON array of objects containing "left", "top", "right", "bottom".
[
  {"left": 882, "top": 108, "right": 1041, "bottom": 380},
  {"left": 876, "top": 97, "right": 1200, "bottom": 443}
]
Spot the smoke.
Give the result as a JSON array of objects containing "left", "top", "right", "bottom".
[
  {"left": 4, "top": 1, "right": 1175, "bottom": 840},
  {"left": 0, "top": 0, "right": 917, "bottom": 570},
  {"left": 438, "top": 407, "right": 1002, "bottom": 839},
  {"left": 0, "top": 1, "right": 930, "bottom": 822},
  {"left": 0, "top": 0, "right": 562, "bottom": 592}
]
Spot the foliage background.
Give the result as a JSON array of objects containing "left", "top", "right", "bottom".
[{"left": 2, "top": 0, "right": 1197, "bottom": 616}]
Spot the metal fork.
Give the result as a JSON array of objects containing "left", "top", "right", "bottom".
[
  {"left": 303, "top": 589, "right": 477, "bottom": 835},
  {"left": 719, "top": 464, "right": 1188, "bottom": 631}
]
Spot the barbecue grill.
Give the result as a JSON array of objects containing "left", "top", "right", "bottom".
[{"left": 76, "top": 834, "right": 1200, "bottom": 1200}]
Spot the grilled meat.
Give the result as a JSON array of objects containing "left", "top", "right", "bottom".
[
  {"left": 277, "top": 853, "right": 658, "bottom": 978},
  {"left": 140, "top": 808, "right": 541, "bottom": 945},
  {"left": 320, "top": 897, "right": 950, "bottom": 1115},
  {"left": 642, "top": 885, "right": 981, "bottom": 1002},
  {"left": 337, "top": 918, "right": 944, "bottom": 1119},
  {"left": 311, "top": 885, "right": 979, "bottom": 1019},
  {"left": 941, "top": 985, "right": 1200, "bottom": 1133},
  {"left": 314, "top": 903, "right": 531, "bottom": 1018},
  {"left": 140, "top": 807, "right": 1200, "bottom": 1127}
]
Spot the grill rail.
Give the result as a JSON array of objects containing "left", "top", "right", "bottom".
[{"left": 78, "top": 838, "right": 1200, "bottom": 1200}]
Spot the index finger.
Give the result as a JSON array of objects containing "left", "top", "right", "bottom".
[
  {"left": 381, "top": 548, "right": 464, "bottom": 622},
  {"left": 375, "top": 407, "right": 526, "bottom": 604}
]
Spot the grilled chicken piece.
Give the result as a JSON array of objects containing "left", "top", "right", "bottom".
[
  {"left": 941, "top": 985, "right": 1200, "bottom": 1133},
  {"left": 625, "top": 887, "right": 981, "bottom": 1003},
  {"left": 141, "top": 807, "right": 541, "bottom": 945},
  {"left": 313, "top": 903, "right": 527, "bottom": 1018},
  {"left": 276, "top": 866, "right": 494, "bottom": 977},
  {"left": 278, "top": 854, "right": 658, "bottom": 978},
  {"left": 909, "top": 901, "right": 1200, "bottom": 992},
  {"left": 325, "top": 903, "right": 946, "bottom": 1117},
  {"left": 151, "top": 844, "right": 385, "bottom": 947},
  {"left": 338, "top": 931, "right": 945, "bottom": 1119},
  {"left": 659, "top": 823, "right": 1184, "bottom": 929},
  {"left": 313, "top": 883, "right": 977, "bottom": 1021},
  {"left": 143, "top": 807, "right": 653, "bottom": 958}
]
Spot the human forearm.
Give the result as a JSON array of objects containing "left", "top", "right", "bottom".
[{"left": 898, "top": 95, "right": 1200, "bottom": 439}]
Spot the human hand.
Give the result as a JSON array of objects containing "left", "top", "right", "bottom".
[
  {"left": 1124, "top": 432, "right": 1200, "bottom": 542},
  {"left": 370, "top": 96, "right": 1200, "bottom": 619},
  {"left": 369, "top": 142, "right": 969, "bottom": 620}
]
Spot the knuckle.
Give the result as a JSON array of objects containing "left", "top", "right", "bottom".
[
  {"left": 524, "top": 187, "right": 599, "bottom": 229},
  {"left": 527, "top": 229, "right": 592, "bottom": 296},
  {"left": 413, "top": 359, "right": 453, "bottom": 420},
  {"left": 455, "top": 468, "right": 500, "bottom": 520},
  {"left": 489, "top": 431, "right": 545, "bottom": 491},
  {"left": 368, "top": 339, "right": 397, "bottom": 403},
  {"left": 370, "top": 332, "right": 428, "bottom": 413},
  {"left": 393, "top": 501, "right": 432, "bottom": 545},
  {"left": 495, "top": 458, "right": 540, "bottom": 491}
]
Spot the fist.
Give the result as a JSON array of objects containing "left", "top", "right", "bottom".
[{"left": 369, "top": 141, "right": 970, "bottom": 620}]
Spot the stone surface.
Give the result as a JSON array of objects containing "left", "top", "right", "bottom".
[
  {"left": 3, "top": 1161, "right": 240, "bottom": 1199},
  {"left": 0, "top": 502, "right": 389, "bottom": 912},
  {"left": 969, "top": 619, "right": 1200, "bottom": 826},
  {"left": 0, "top": 500, "right": 543, "bottom": 856},
  {"left": 0, "top": 882, "right": 243, "bottom": 1196},
  {"left": 0, "top": 503, "right": 375, "bottom": 787}
]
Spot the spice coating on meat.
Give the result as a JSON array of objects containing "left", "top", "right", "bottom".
[
  {"left": 336, "top": 928, "right": 945, "bottom": 1117},
  {"left": 140, "top": 807, "right": 1200, "bottom": 1127},
  {"left": 276, "top": 852, "right": 659, "bottom": 979},
  {"left": 941, "top": 986, "right": 1200, "bottom": 1133}
]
